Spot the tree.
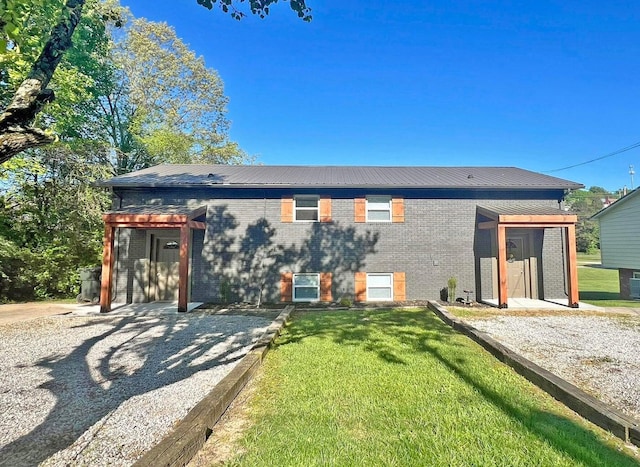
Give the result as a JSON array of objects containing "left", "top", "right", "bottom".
[
  {"left": 0, "top": 143, "right": 112, "bottom": 300},
  {"left": 565, "top": 186, "right": 613, "bottom": 253},
  {"left": 0, "top": 3, "right": 264, "bottom": 301},
  {"left": 0, "top": 0, "right": 311, "bottom": 162},
  {"left": 103, "top": 18, "right": 250, "bottom": 174}
]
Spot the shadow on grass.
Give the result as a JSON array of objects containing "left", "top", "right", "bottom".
[
  {"left": 580, "top": 291, "right": 622, "bottom": 301},
  {"left": 277, "top": 309, "right": 638, "bottom": 466}
]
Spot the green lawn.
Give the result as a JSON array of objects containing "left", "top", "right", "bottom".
[
  {"left": 579, "top": 267, "right": 640, "bottom": 307},
  {"left": 228, "top": 309, "right": 638, "bottom": 466},
  {"left": 577, "top": 251, "right": 602, "bottom": 264}
]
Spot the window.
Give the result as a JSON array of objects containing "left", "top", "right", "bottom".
[
  {"left": 366, "top": 196, "right": 391, "bottom": 222},
  {"left": 367, "top": 273, "right": 393, "bottom": 301},
  {"left": 633, "top": 272, "right": 640, "bottom": 279},
  {"left": 355, "top": 196, "right": 403, "bottom": 223},
  {"left": 295, "top": 196, "right": 319, "bottom": 222},
  {"left": 293, "top": 273, "right": 320, "bottom": 301}
]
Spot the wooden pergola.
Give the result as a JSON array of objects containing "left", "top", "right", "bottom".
[
  {"left": 100, "top": 206, "right": 207, "bottom": 313},
  {"left": 477, "top": 206, "right": 579, "bottom": 308}
]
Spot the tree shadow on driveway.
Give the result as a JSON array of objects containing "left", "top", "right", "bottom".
[{"left": 0, "top": 313, "right": 270, "bottom": 466}]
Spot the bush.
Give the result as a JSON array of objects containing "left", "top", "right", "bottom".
[
  {"left": 0, "top": 237, "right": 97, "bottom": 302},
  {"left": 447, "top": 277, "right": 457, "bottom": 302}
]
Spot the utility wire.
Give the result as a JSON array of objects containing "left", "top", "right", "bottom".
[{"left": 543, "top": 140, "right": 640, "bottom": 174}]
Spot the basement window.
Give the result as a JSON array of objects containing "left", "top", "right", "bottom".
[
  {"left": 293, "top": 273, "right": 320, "bottom": 301},
  {"left": 367, "top": 273, "right": 393, "bottom": 301}
]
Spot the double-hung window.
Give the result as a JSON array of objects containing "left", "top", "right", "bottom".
[
  {"left": 293, "top": 273, "right": 320, "bottom": 301},
  {"left": 366, "top": 196, "right": 392, "bottom": 222},
  {"left": 295, "top": 196, "right": 319, "bottom": 222},
  {"left": 367, "top": 273, "right": 393, "bottom": 301}
]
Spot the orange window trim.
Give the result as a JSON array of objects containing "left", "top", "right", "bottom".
[
  {"left": 393, "top": 272, "right": 406, "bottom": 301},
  {"left": 320, "top": 196, "right": 332, "bottom": 222},
  {"left": 281, "top": 196, "right": 294, "bottom": 223},
  {"left": 392, "top": 197, "right": 405, "bottom": 223},
  {"left": 354, "top": 272, "right": 367, "bottom": 302},
  {"left": 354, "top": 198, "right": 366, "bottom": 223},
  {"left": 280, "top": 272, "right": 293, "bottom": 302},
  {"left": 320, "top": 272, "right": 332, "bottom": 301}
]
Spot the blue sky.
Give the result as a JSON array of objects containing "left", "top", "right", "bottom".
[{"left": 122, "top": 0, "right": 640, "bottom": 192}]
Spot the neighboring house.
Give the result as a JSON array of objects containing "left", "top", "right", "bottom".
[
  {"left": 592, "top": 188, "right": 640, "bottom": 299},
  {"left": 98, "top": 165, "right": 583, "bottom": 312}
]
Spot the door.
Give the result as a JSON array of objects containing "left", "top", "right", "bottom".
[
  {"left": 152, "top": 236, "right": 180, "bottom": 301},
  {"left": 506, "top": 236, "right": 527, "bottom": 297}
]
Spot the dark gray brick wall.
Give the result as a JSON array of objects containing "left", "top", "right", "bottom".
[
  {"left": 541, "top": 228, "right": 567, "bottom": 299},
  {"left": 113, "top": 228, "right": 147, "bottom": 303},
  {"left": 112, "top": 188, "right": 569, "bottom": 303}
]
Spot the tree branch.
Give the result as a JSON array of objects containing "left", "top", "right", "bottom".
[
  {"left": 0, "top": 126, "right": 56, "bottom": 164},
  {"left": 0, "top": 0, "right": 86, "bottom": 161}
]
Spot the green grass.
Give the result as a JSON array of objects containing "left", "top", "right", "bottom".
[
  {"left": 579, "top": 267, "right": 640, "bottom": 307},
  {"left": 228, "top": 309, "right": 638, "bottom": 466},
  {"left": 577, "top": 251, "right": 602, "bottom": 264}
]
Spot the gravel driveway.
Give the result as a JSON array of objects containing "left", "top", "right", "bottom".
[
  {"left": 0, "top": 311, "right": 272, "bottom": 466},
  {"left": 463, "top": 311, "right": 640, "bottom": 422}
]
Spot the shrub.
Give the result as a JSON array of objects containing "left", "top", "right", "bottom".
[{"left": 447, "top": 276, "right": 457, "bottom": 302}]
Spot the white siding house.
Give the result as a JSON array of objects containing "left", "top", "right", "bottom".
[{"left": 592, "top": 188, "right": 640, "bottom": 299}]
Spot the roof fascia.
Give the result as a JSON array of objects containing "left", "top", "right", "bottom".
[
  {"left": 592, "top": 188, "right": 640, "bottom": 220},
  {"left": 104, "top": 183, "right": 579, "bottom": 191}
]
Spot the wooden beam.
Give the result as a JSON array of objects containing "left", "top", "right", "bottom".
[
  {"left": 178, "top": 224, "right": 190, "bottom": 313},
  {"left": 497, "top": 225, "right": 508, "bottom": 308},
  {"left": 103, "top": 213, "right": 189, "bottom": 224},
  {"left": 498, "top": 214, "right": 578, "bottom": 224},
  {"left": 103, "top": 222, "right": 185, "bottom": 229},
  {"left": 495, "top": 223, "right": 575, "bottom": 229},
  {"left": 566, "top": 224, "right": 580, "bottom": 308},
  {"left": 99, "top": 224, "right": 115, "bottom": 313}
]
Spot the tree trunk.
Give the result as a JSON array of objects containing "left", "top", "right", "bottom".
[{"left": 0, "top": 0, "right": 86, "bottom": 163}]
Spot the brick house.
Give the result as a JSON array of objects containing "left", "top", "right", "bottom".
[
  {"left": 98, "top": 165, "right": 583, "bottom": 312},
  {"left": 592, "top": 188, "right": 640, "bottom": 299}
]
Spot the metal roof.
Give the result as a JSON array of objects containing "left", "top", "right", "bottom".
[{"left": 101, "top": 164, "right": 583, "bottom": 190}]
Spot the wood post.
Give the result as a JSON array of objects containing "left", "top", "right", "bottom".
[
  {"left": 178, "top": 224, "right": 191, "bottom": 313},
  {"left": 100, "top": 223, "right": 115, "bottom": 313},
  {"left": 566, "top": 224, "right": 579, "bottom": 307},
  {"left": 497, "top": 225, "right": 508, "bottom": 308}
]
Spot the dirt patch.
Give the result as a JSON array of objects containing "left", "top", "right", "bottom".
[
  {"left": 188, "top": 368, "right": 264, "bottom": 466},
  {"left": 0, "top": 302, "right": 79, "bottom": 325}
]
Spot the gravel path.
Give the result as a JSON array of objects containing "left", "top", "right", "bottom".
[
  {"left": 0, "top": 312, "right": 271, "bottom": 466},
  {"left": 463, "top": 313, "right": 640, "bottom": 421}
]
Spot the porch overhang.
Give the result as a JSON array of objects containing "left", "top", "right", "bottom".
[
  {"left": 100, "top": 206, "right": 207, "bottom": 313},
  {"left": 477, "top": 206, "right": 579, "bottom": 309}
]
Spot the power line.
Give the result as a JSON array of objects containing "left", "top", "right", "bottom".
[{"left": 543, "top": 140, "right": 640, "bottom": 174}]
